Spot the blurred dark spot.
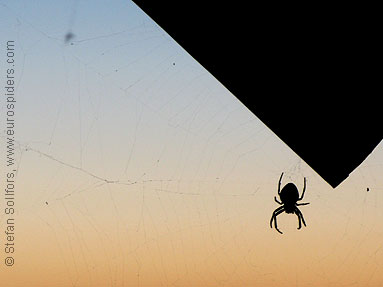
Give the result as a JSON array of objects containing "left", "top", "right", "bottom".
[{"left": 64, "top": 31, "right": 75, "bottom": 43}]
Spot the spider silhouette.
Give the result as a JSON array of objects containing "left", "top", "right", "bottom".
[{"left": 270, "top": 172, "right": 309, "bottom": 234}]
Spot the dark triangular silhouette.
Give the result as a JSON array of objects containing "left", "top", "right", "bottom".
[{"left": 132, "top": 1, "right": 382, "bottom": 188}]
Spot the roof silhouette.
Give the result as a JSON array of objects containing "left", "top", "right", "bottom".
[{"left": 132, "top": 1, "right": 382, "bottom": 188}]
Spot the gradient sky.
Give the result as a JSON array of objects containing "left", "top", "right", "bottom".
[{"left": 1, "top": 1, "right": 383, "bottom": 286}]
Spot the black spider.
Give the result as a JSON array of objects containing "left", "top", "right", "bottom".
[{"left": 270, "top": 172, "right": 309, "bottom": 234}]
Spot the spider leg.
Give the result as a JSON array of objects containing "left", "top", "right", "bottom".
[
  {"left": 296, "top": 202, "right": 310, "bottom": 206},
  {"left": 270, "top": 206, "right": 285, "bottom": 234},
  {"left": 295, "top": 207, "right": 306, "bottom": 227},
  {"left": 274, "top": 196, "right": 282, "bottom": 205},
  {"left": 273, "top": 209, "right": 285, "bottom": 234},
  {"left": 270, "top": 206, "right": 284, "bottom": 227},
  {"left": 298, "top": 177, "right": 307, "bottom": 200},
  {"left": 294, "top": 208, "right": 303, "bottom": 229},
  {"left": 278, "top": 172, "right": 284, "bottom": 194}
]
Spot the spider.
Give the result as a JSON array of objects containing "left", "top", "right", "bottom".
[{"left": 270, "top": 172, "right": 309, "bottom": 234}]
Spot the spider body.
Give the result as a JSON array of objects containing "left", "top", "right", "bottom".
[
  {"left": 270, "top": 173, "right": 309, "bottom": 234},
  {"left": 279, "top": 183, "right": 299, "bottom": 213}
]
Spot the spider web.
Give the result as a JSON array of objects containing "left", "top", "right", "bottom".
[{"left": 1, "top": 1, "right": 383, "bottom": 286}]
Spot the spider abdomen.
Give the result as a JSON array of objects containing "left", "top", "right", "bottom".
[
  {"left": 279, "top": 183, "right": 299, "bottom": 213},
  {"left": 280, "top": 183, "right": 299, "bottom": 203}
]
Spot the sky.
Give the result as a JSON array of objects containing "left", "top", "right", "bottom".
[{"left": 0, "top": 1, "right": 383, "bottom": 286}]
